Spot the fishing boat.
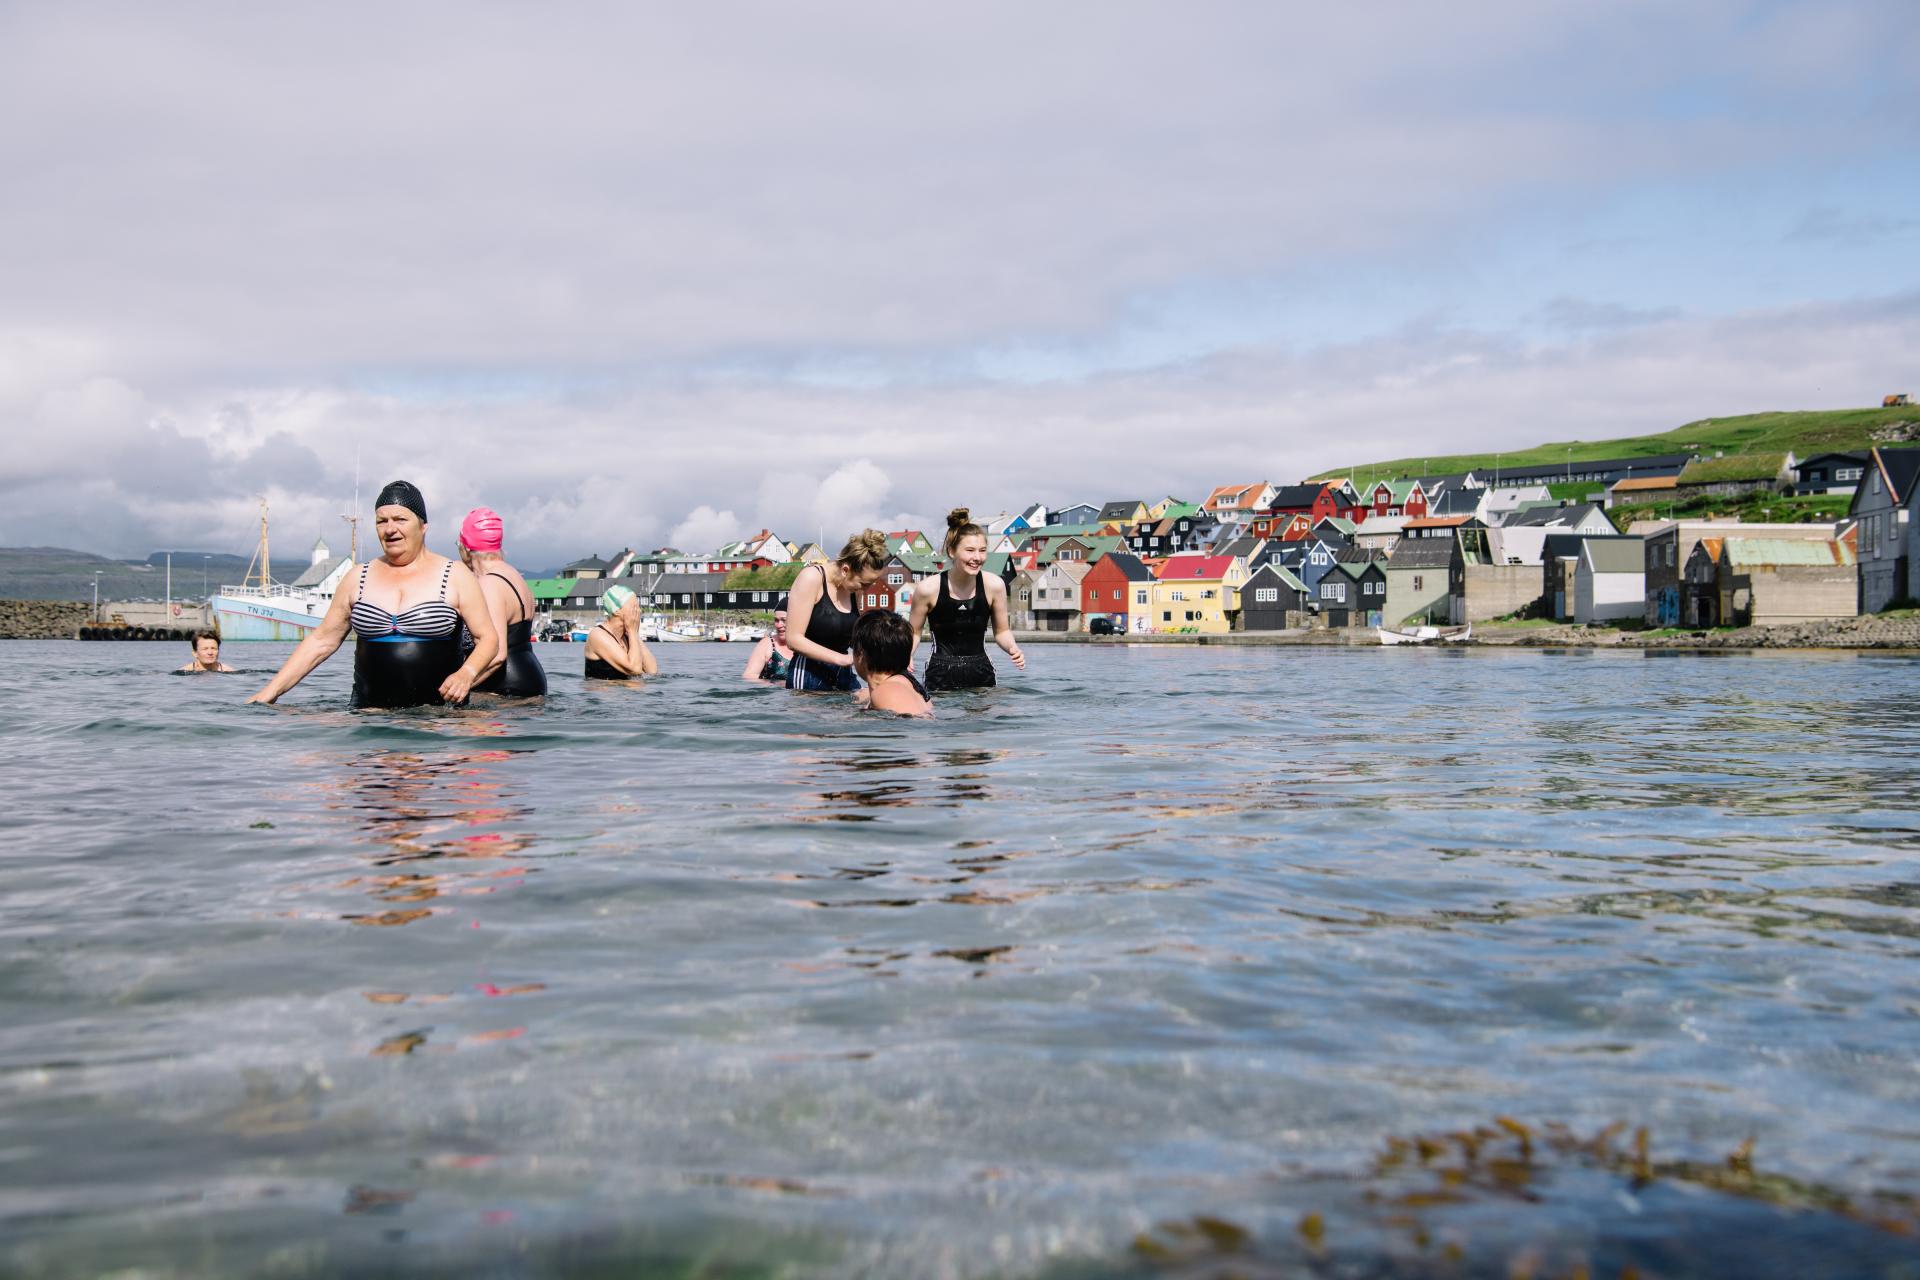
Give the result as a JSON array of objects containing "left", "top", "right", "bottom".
[
  {"left": 1377, "top": 622, "right": 1472, "bottom": 646},
  {"left": 654, "top": 619, "right": 707, "bottom": 642},
  {"left": 210, "top": 502, "right": 353, "bottom": 640}
]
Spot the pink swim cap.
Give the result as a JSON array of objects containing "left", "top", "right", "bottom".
[{"left": 459, "top": 507, "right": 504, "bottom": 553}]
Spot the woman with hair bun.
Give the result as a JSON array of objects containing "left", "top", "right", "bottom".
[
  {"left": 784, "top": 529, "right": 890, "bottom": 692},
  {"left": 907, "top": 507, "right": 1024, "bottom": 692}
]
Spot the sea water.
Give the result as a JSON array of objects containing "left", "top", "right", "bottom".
[{"left": 2, "top": 640, "right": 1918, "bottom": 1278}]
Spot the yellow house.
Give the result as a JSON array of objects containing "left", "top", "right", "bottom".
[{"left": 1149, "top": 553, "right": 1247, "bottom": 633}]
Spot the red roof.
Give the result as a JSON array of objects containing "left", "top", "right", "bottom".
[{"left": 1158, "top": 553, "right": 1236, "bottom": 580}]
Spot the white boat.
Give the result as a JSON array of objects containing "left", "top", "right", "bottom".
[
  {"left": 1378, "top": 623, "right": 1472, "bottom": 646},
  {"left": 654, "top": 620, "right": 707, "bottom": 642},
  {"left": 211, "top": 503, "right": 353, "bottom": 640}
]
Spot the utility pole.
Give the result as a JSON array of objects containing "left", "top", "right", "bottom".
[{"left": 91, "top": 572, "right": 101, "bottom": 621}]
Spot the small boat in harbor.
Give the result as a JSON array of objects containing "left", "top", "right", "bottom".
[
  {"left": 1378, "top": 622, "right": 1472, "bottom": 646},
  {"left": 654, "top": 619, "right": 707, "bottom": 642}
]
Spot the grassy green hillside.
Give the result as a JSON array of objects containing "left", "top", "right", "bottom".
[
  {"left": 1310, "top": 406, "right": 1920, "bottom": 482},
  {"left": 0, "top": 547, "right": 310, "bottom": 602}
]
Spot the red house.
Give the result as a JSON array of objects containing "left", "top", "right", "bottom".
[
  {"left": 1359, "top": 479, "right": 1428, "bottom": 519},
  {"left": 1079, "top": 551, "right": 1157, "bottom": 633},
  {"left": 857, "top": 555, "right": 913, "bottom": 612}
]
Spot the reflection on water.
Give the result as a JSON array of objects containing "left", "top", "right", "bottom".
[{"left": 1, "top": 642, "right": 1919, "bottom": 1277}]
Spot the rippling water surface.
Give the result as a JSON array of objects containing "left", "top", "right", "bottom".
[{"left": 3, "top": 639, "right": 1919, "bottom": 1278}]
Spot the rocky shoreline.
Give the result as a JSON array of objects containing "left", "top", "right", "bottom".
[
  {"left": 0, "top": 599, "right": 91, "bottom": 639},
  {"left": 1014, "top": 614, "right": 1920, "bottom": 651}
]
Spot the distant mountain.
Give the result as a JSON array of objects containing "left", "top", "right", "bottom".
[{"left": 0, "top": 547, "right": 312, "bottom": 602}]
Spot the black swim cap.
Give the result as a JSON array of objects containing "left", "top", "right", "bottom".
[{"left": 375, "top": 480, "right": 428, "bottom": 523}]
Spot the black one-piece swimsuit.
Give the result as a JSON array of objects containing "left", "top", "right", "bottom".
[{"left": 925, "top": 571, "right": 995, "bottom": 691}]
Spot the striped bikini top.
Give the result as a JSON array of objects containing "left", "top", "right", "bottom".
[{"left": 349, "top": 560, "right": 460, "bottom": 639}]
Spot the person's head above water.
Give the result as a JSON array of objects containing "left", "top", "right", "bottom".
[
  {"left": 373, "top": 480, "right": 430, "bottom": 565},
  {"left": 851, "top": 608, "right": 913, "bottom": 679},
  {"left": 189, "top": 630, "right": 221, "bottom": 668},
  {"left": 943, "top": 508, "right": 988, "bottom": 570},
  {"left": 834, "top": 529, "right": 891, "bottom": 589},
  {"left": 458, "top": 507, "right": 504, "bottom": 561},
  {"left": 602, "top": 584, "right": 637, "bottom": 618}
]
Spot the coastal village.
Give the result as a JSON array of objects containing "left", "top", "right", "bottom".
[{"left": 522, "top": 441, "right": 1920, "bottom": 641}]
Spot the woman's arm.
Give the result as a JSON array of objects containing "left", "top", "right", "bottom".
[
  {"left": 784, "top": 567, "right": 852, "bottom": 667},
  {"left": 988, "top": 577, "right": 1026, "bottom": 669},
  {"left": 741, "top": 637, "right": 773, "bottom": 681},
  {"left": 474, "top": 575, "right": 514, "bottom": 682},
  {"left": 905, "top": 577, "right": 937, "bottom": 669},
  {"left": 247, "top": 574, "right": 355, "bottom": 703},
  {"left": 625, "top": 611, "right": 658, "bottom": 676},
  {"left": 440, "top": 562, "right": 498, "bottom": 703}
]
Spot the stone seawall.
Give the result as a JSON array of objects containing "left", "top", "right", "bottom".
[
  {"left": 0, "top": 599, "right": 91, "bottom": 639},
  {"left": 1476, "top": 614, "right": 1920, "bottom": 651}
]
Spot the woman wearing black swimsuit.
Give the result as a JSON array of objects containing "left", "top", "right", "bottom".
[
  {"left": 583, "top": 585, "right": 657, "bottom": 680},
  {"left": 785, "top": 530, "right": 890, "bottom": 692},
  {"left": 248, "top": 480, "right": 499, "bottom": 708},
  {"left": 455, "top": 506, "right": 547, "bottom": 698},
  {"left": 907, "top": 508, "right": 1025, "bottom": 691}
]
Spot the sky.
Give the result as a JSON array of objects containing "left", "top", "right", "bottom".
[{"left": 1, "top": 1, "right": 1916, "bottom": 569}]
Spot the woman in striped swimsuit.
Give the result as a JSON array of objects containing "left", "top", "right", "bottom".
[{"left": 248, "top": 481, "right": 499, "bottom": 708}]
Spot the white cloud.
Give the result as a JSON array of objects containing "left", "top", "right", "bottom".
[{"left": 668, "top": 505, "right": 742, "bottom": 556}]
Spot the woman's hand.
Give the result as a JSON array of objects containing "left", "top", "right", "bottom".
[
  {"left": 439, "top": 665, "right": 478, "bottom": 705},
  {"left": 246, "top": 689, "right": 278, "bottom": 705},
  {"left": 1006, "top": 642, "right": 1027, "bottom": 670}
]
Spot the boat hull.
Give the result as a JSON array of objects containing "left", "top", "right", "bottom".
[{"left": 212, "top": 596, "right": 324, "bottom": 641}]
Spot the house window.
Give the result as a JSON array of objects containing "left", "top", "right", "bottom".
[
  {"left": 888, "top": 573, "right": 904, "bottom": 585},
  {"left": 1255, "top": 587, "right": 1278, "bottom": 603},
  {"left": 1135, "top": 590, "right": 1148, "bottom": 604},
  {"left": 1413, "top": 575, "right": 1423, "bottom": 591},
  {"left": 1202, "top": 589, "right": 1216, "bottom": 599},
  {"left": 754, "top": 591, "right": 767, "bottom": 602},
  {"left": 1838, "top": 467, "right": 1862, "bottom": 481},
  {"left": 680, "top": 594, "right": 691, "bottom": 604},
  {"left": 1171, "top": 590, "right": 1186, "bottom": 601},
  {"left": 1185, "top": 611, "right": 1198, "bottom": 621},
  {"left": 1162, "top": 611, "right": 1172, "bottom": 622},
  {"left": 866, "top": 593, "right": 877, "bottom": 606}
]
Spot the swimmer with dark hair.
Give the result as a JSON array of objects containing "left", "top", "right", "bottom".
[
  {"left": 178, "top": 630, "right": 234, "bottom": 673},
  {"left": 906, "top": 507, "right": 1024, "bottom": 691},
  {"left": 584, "top": 585, "right": 657, "bottom": 679},
  {"left": 851, "top": 609, "right": 932, "bottom": 717},
  {"left": 456, "top": 506, "right": 547, "bottom": 698},
  {"left": 785, "top": 530, "right": 891, "bottom": 692},
  {"left": 248, "top": 480, "right": 499, "bottom": 708}
]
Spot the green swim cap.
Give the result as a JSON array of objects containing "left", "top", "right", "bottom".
[{"left": 602, "top": 585, "right": 636, "bottom": 616}]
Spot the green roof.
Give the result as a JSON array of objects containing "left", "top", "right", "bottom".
[
  {"left": 894, "top": 547, "right": 941, "bottom": 574},
  {"left": 1159, "top": 502, "right": 1201, "bottom": 521},
  {"left": 1036, "top": 535, "right": 1123, "bottom": 566},
  {"left": 1720, "top": 537, "right": 1855, "bottom": 567},
  {"left": 1678, "top": 453, "right": 1790, "bottom": 485},
  {"left": 723, "top": 562, "right": 806, "bottom": 589},
  {"left": 1315, "top": 516, "right": 1357, "bottom": 535},
  {"left": 526, "top": 577, "right": 570, "bottom": 600}
]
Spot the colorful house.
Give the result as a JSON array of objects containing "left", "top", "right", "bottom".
[
  {"left": 1080, "top": 551, "right": 1156, "bottom": 634},
  {"left": 1202, "top": 482, "right": 1277, "bottom": 521},
  {"left": 1317, "top": 557, "right": 1385, "bottom": 627},
  {"left": 1240, "top": 563, "right": 1311, "bottom": 631},
  {"left": 1148, "top": 553, "right": 1247, "bottom": 634},
  {"left": 1032, "top": 561, "right": 1092, "bottom": 631}
]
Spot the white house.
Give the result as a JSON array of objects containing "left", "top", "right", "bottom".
[{"left": 1574, "top": 538, "right": 1645, "bottom": 623}]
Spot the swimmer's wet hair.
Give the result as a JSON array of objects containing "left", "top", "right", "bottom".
[
  {"left": 190, "top": 629, "right": 220, "bottom": 647},
  {"left": 943, "top": 507, "right": 986, "bottom": 558},
  {"left": 837, "top": 528, "right": 891, "bottom": 573},
  {"left": 851, "top": 608, "right": 913, "bottom": 676}
]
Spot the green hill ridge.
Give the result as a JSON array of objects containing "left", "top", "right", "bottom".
[{"left": 1311, "top": 406, "right": 1920, "bottom": 483}]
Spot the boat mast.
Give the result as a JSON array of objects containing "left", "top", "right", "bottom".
[{"left": 255, "top": 499, "right": 271, "bottom": 589}]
